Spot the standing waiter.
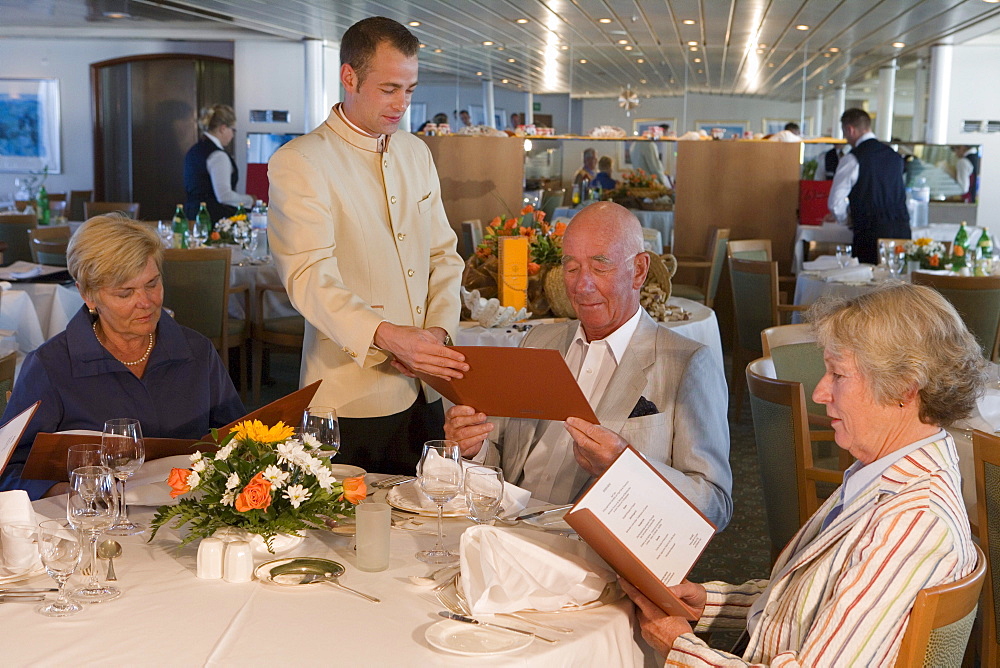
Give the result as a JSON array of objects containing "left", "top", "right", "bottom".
[{"left": 823, "top": 108, "right": 910, "bottom": 264}]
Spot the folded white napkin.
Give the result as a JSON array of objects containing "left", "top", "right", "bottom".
[
  {"left": 460, "top": 525, "right": 614, "bottom": 614},
  {"left": 0, "top": 282, "right": 10, "bottom": 291},
  {"left": 914, "top": 269, "right": 953, "bottom": 276},
  {"left": 9, "top": 266, "right": 42, "bottom": 280},
  {"left": 124, "top": 454, "right": 191, "bottom": 506},
  {"left": 0, "top": 490, "right": 40, "bottom": 575},
  {"left": 802, "top": 255, "right": 841, "bottom": 271},
  {"left": 823, "top": 265, "right": 873, "bottom": 283}
]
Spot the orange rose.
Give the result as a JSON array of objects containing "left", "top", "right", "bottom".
[
  {"left": 235, "top": 472, "right": 273, "bottom": 512},
  {"left": 527, "top": 262, "right": 541, "bottom": 276},
  {"left": 520, "top": 204, "right": 535, "bottom": 215},
  {"left": 340, "top": 476, "right": 366, "bottom": 504},
  {"left": 929, "top": 255, "right": 940, "bottom": 267},
  {"left": 489, "top": 216, "right": 502, "bottom": 228},
  {"left": 504, "top": 218, "right": 518, "bottom": 230},
  {"left": 210, "top": 231, "right": 221, "bottom": 241},
  {"left": 540, "top": 222, "right": 550, "bottom": 235},
  {"left": 534, "top": 210, "right": 545, "bottom": 223},
  {"left": 167, "top": 468, "right": 191, "bottom": 499},
  {"left": 554, "top": 221, "right": 568, "bottom": 237}
]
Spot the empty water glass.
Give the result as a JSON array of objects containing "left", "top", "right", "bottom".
[
  {"left": 464, "top": 466, "right": 504, "bottom": 524},
  {"left": 157, "top": 220, "right": 174, "bottom": 248},
  {"left": 835, "top": 244, "right": 853, "bottom": 267}
]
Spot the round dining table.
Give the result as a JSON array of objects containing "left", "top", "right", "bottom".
[{"left": 3, "top": 489, "right": 656, "bottom": 667}]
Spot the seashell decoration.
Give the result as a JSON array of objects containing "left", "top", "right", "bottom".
[{"left": 461, "top": 287, "right": 532, "bottom": 328}]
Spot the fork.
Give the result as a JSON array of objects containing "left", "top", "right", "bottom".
[
  {"left": 436, "top": 588, "right": 558, "bottom": 643},
  {"left": 436, "top": 576, "right": 574, "bottom": 634},
  {"left": 372, "top": 475, "right": 415, "bottom": 489}
]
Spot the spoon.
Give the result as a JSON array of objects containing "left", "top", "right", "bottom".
[
  {"left": 297, "top": 572, "right": 380, "bottom": 603},
  {"left": 97, "top": 539, "right": 122, "bottom": 582},
  {"left": 408, "top": 564, "right": 459, "bottom": 587}
]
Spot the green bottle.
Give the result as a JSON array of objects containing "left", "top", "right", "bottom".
[
  {"left": 36, "top": 186, "right": 50, "bottom": 226},
  {"left": 235, "top": 203, "right": 247, "bottom": 219},
  {"left": 977, "top": 229, "right": 993, "bottom": 260},
  {"left": 952, "top": 221, "right": 969, "bottom": 270},
  {"left": 172, "top": 204, "right": 189, "bottom": 249}
]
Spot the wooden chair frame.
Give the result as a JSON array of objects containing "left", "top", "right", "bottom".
[
  {"left": 84, "top": 201, "right": 140, "bottom": 219},
  {"left": 28, "top": 226, "right": 70, "bottom": 265},
  {"left": 251, "top": 283, "right": 304, "bottom": 404},
  {"left": 974, "top": 429, "right": 1000, "bottom": 667},
  {"left": 0, "top": 213, "right": 38, "bottom": 265},
  {"left": 673, "top": 227, "right": 730, "bottom": 308}
]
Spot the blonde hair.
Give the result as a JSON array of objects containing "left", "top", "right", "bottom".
[
  {"left": 67, "top": 215, "right": 163, "bottom": 299},
  {"left": 808, "top": 283, "right": 985, "bottom": 426},
  {"left": 198, "top": 104, "right": 236, "bottom": 133}
]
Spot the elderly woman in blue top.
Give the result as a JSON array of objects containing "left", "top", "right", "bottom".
[{"left": 0, "top": 215, "right": 244, "bottom": 499}]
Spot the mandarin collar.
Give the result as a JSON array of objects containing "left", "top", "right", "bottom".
[{"left": 325, "top": 104, "right": 390, "bottom": 154}]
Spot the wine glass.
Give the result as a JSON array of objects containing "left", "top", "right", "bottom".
[
  {"left": 191, "top": 217, "right": 210, "bottom": 248},
  {"left": 157, "top": 220, "right": 174, "bottom": 249},
  {"left": 416, "top": 440, "right": 463, "bottom": 564},
  {"left": 36, "top": 520, "right": 83, "bottom": 617},
  {"left": 464, "top": 466, "right": 504, "bottom": 525},
  {"left": 302, "top": 406, "right": 340, "bottom": 458},
  {"left": 835, "top": 244, "right": 853, "bottom": 268},
  {"left": 67, "top": 443, "right": 103, "bottom": 479},
  {"left": 889, "top": 250, "right": 907, "bottom": 278},
  {"left": 67, "top": 466, "right": 120, "bottom": 603},
  {"left": 102, "top": 418, "right": 145, "bottom": 536},
  {"left": 233, "top": 222, "right": 251, "bottom": 249}
]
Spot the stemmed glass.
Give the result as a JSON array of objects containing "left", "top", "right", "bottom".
[
  {"left": 416, "top": 440, "right": 464, "bottom": 564},
  {"left": 102, "top": 418, "right": 145, "bottom": 536},
  {"left": 36, "top": 520, "right": 83, "bottom": 617},
  {"left": 888, "top": 250, "right": 907, "bottom": 278},
  {"left": 464, "top": 466, "right": 505, "bottom": 525},
  {"left": 302, "top": 406, "right": 340, "bottom": 458},
  {"left": 67, "top": 443, "right": 103, "bottom": 478},
  {"left": 67, "top": 466, "right": 120, "bottom": 603},
  {"left": 191, "top": 217, "right": 210, "bottom": 248},
  {"left": 157, "top": 220, "right": 174, "bottom": 249}
]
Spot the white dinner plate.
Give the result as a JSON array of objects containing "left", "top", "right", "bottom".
[
  {"left": 386, "top": 482, "right": 467, "bottom": 518},
  {"left": 328, "top": 464, "right": 366, "bottom": 480},
  {"left": 425, "top": 619, "right": 532, "bottom": 656},
  {"left": 520, "top": 507, "right": 573, "bottom": 532},
  {"left": 0, "top": 564, "right": 46, "bottom": 586}
]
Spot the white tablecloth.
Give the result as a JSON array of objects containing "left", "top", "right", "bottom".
[
  {"left": 0, "top": 288, "right": 46, "bottom": 353},
  {"left": 11, "top": 282, "right": 81, "bottom": 341},
  {"left": 1, "top": 494, "right": 651, "bottom": 667},
  {"left": 553, "top": 207, "right": 674, "bottom": 252},
  {"left": 792, "top": 223, "right": 987, "bottom": 273},
  {"left": 791, "top": 272, "right": 886, "bottom": 323},
  {"left": 229, "top": 258, "right": 296, "bottom": 321},
  {"left": 457, "top": 297, "right": 723, "bottom": 369}
]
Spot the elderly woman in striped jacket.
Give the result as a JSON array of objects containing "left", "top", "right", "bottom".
[{"left": 623, "top": 283, "right": 982, "bottom": 667}]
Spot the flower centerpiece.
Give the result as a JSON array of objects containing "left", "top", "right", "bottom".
[
  {"left": 904, "top": 237, "right": 946, "bottom": 269},
  {"left": 208, "top": 212, "right": 251, "bottom": 247},
  {"left": 461, "top": 205, "right": 568, "bottom": 317},
  {"left": 607, "top": 169, "right": 671, "bottom": 210},
  {"left": 149, "top": 420, "right": 365, "bottom": 552}
]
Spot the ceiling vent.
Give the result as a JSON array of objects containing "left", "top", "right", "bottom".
[
  {"left": 987, "top": 120, "right": 1000, "bottom": 133},
  {"left": 250, "top": 110, "right": 290, "bottom": 123},
  {"left": 962, "top": 120, "right": 983, "bottom": 133}
]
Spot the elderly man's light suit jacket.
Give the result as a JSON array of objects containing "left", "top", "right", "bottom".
[
  {"left": 669, "top": 435, "right": 975, "bottom": 667},
  {"left": 268, "top": 107, "right": 463, "bottom": 417},
  {"left": 486, "top": 310, "right": 733, "bottom": 529}
]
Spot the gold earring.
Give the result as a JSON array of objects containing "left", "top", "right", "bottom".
[
  {"left": 89, "top": 307, "right": 97, "bottom": 315},
  {"left": 899, "top": 402, "right": 904, "bottom": 408}
]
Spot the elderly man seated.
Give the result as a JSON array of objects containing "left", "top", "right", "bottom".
[{"left": 445, "top": 202, "right": 732, "bottom": 529}]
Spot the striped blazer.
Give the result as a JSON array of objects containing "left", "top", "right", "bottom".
[{"left": 668, "top": 435, "right": 975, "bottom": 667}]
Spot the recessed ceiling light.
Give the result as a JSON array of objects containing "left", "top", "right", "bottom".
[
  {"left": 829, "top": 47, "right": 840, "bottom": 52},
  {"left": 756, "top": 49, "right": 764, "bottom": 54},
  {"left": 408, "top": 21, "right": 420, "bottom": 27},
  {"left": 579, "top": 58, "right": 587, "bottom": 63},
  {"left": 694, "top": 58, "right": 702, "bottom": 63},
  {"left": 640, "top": 78, "right": 647, "bottom": 84},
  {"left": 796, "top": 24, "right": 809, "bottom": 31},
  {"left": 758, "top": 43, "right": 767, "bottom": 49},
  {"left": 687, "top": 41, "right": 698, "bottom": 46},
  {"left": 501, "top": 79, "right": 509, "bottom": 83},
  {"left": 818, "top": 85, "right": 824, "bottom": 89},
  {"left": 476, "top": 71, "right": 482, "bottom": 76},
  {"left": 482, "top": 41, "right": 494, "bottom": 46},
  {"left": 767, "top": 62, "right": 775, "bottom": 67},
  {"left": 560, "top": 45, "right": 569, "bottom": 50},
  {"left": 419, "top": 44, "right": 426, "bottom": 48},
  {"left": 618, "top": 39, "right": 628, "bottom": 44},
  {"left": 497, "top": 46, "right": 504, "bottom": 50},
  {"left": 515, "top": 18, "right": 528, "bottom": 24},
  {"left": 507, "top": 58, "right": 515, "bottom": 62},
  {"left": 984, "top": 0, "right": 1000, "bottom": 3},
  {"left": 697, "top": 69, "right": 703, "bottom": 73},
  {"left": 683, "top": 20, "right": 696, "bottom": 25},
  {"left": 823, "top": 52, "right": 831, "bottom": 57},
  {"left": 637, "top": 58, "right": 645, "bottom": 63},
  {"left": 689, "top": 46, "right": 698, "bottom": 51},
  {"left": 828, "top": 79, "right": 834, "bottom": 84},
  {"left": 892, "top": 42, "right": 905, "bottom": 48},
  {"left": 599, "top": 18, "right": 612, "bottom": 23},
  {"left": 624, "top": 46, "right": 633, "bottom": 51},
  {"left": 433, "top": 48, "right": 442, "bottom": 53},
  {"left": 103, "top": 11, "right": 130, "bottom": 18}
]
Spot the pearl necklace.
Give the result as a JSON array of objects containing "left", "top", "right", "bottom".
[{"left": 92, "top": 321, "right": 154, "bottom": 367}]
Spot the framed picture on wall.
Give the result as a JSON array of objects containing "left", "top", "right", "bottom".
[
  {"left": 0, "top": 78, "right": 61, "bottom": 173},
  {"left": 762, "top": 117, "right": 812, "bottom": 135},
  {"left": 695, "top": 121, "right": 747, "bottom": 140}
]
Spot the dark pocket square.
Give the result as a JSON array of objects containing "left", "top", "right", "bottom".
[{"left": 628, "top": 396, "right": 658, "bottom": 418}]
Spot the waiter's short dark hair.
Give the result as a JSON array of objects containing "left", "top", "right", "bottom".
[
  {"left": 341, "top": 17, "right": 419, "bottom": 84},
  {"left": 841, "top": 108, "right": 872, "bottom": 131}
]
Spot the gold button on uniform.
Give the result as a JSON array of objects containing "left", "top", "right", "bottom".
[
  {"left": 341, "top": 346, "right": 357, "bottom": 358},
  {"left": 383, "top": 160, "right": 389, "bottom": 168},
  {"left": 397, "top": 232, "right": 405, "bottom": 241},
  {"left": 407, "top": 269, "right": 415, "bottom": 277},
  {"left": 390, "top": 195, "right": 397, "bottom": 204},
  {"left": 416, "top": 306, "right": 423, "bottom": 314}
]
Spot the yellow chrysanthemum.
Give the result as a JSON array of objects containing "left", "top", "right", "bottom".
[
  {"left": 915, "top": 237, "right": 934, "bottom": 246},
  {"left": 231, "top": 420, "right": 295, "bottom": 444}
]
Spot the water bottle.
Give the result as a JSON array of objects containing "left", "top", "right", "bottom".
[
  {"left": 172, "top": 204, "right": 189, "bottom": 249},
  {"left": 250, "top": 200, "right": 269, "bottom": 258},
  {"left": 907, "top": 176, "right": 930, "bottom": 229},
  {"left": 36, "top": 186, "right": 50, "bottom": 226}
]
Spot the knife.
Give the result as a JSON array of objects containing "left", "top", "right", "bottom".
[
  {"left": 0, "top": 595, "right": 45, "bottom": 603},
  {"left": 0, "top": 588, "right": 57, "bottom": 595},
  {"left": 514, "top": 504, "right": 573, "bottom": 522},
  {"left": 438, "top": 611, "right": 558, "bottom": 643}
]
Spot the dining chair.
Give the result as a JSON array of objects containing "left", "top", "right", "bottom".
[
  {"left": 729, "top": 258, "right": 806, "bottom": 419},
  {"left": 672, "top": 227, "right": 730, "bottom": 308},
  {"left": 84, "top": 201, "right": 140, "bottom": 219},
  {"left": 251, "top": 283, "right": 305, "bottom": 404},
  {"left": 161, "top": 248, "right": 249, "bottom": 396},
  {"left": 893, "top": 544, "right": 985, "bottom": 667},
  {"left": 974, "top": 429, "right": 1000, "bottom": 667},
  {"left": 460, "top": 219, "right": 483, "bottom": 258},
  {"left": 0, "top": 213, "right": 37, "bottom": 265},
  {"left": 911, "top": 272, "right": 1000, "bottom": 361},
  {"left": 68, "top": 190, "right": 93, "bottom": 221},
  {"left": 28, "top": 226, "right": 71, "bottom": 266},
  {"left": 746, "top": 357, "right": 844, "bottom": 564},
  {"left": 0, "top": 350, "right": 14, "bottom": 417},
  {"left": 727, "top": 238, "right": 796, "bottom": 296},
  {"left": 46, "top": 193, "right": 66, "bottom": 203},
  {"left": 540, "top": 188, "right": 566, "bottom": 222}
]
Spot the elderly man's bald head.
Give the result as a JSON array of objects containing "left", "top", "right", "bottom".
[{"left": 561, "top": 202, "right": 650, "bottom": 341}]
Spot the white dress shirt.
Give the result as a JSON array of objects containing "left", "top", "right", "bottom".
[
  {"left": 827, "top": 131, "right": 876, "bottom": 223},
  {"left": 519, "top": 307, "right": 643, "bottom": 503},
  {"left": 204, "top": 133, "right": 254, "bottom": 208}
]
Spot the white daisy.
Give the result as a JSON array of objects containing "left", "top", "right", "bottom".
[
  {"left": 191, "top": 458, "right": 207, "bottom": 473},
  {"left": 186, "top": 470, "right": 201, "bottom": 490},
  {"left": 283, "top": 484, "right": 311, "bottom": 509},
  {"left": 189, "top": 450, "right": 203, "bottom": 464},
  {"left": 262, "top": 464, "right": 290, "bottom": 489},
  {"left": 301, "top": 432, "right": 322, "bottom": 449},
  {"left": 314, "top": 468, "right": 336, "bottom": 491},
  {"left": 215, "top": 443, "right": 234, "bottom": 461},
  {"left": 276, "top": 441, "right": 306, "bottom": 464},
  {"left": 221, "top": 491, "right": 235, "bottom": 506},
  {"left": 226, "top": 472, "right": 241, "bottom": 490}
]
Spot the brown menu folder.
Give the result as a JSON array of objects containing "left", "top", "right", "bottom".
[
  {"left": 414, "top": 346, "right": 598, "bottom": 423},
  {"left": 564, "top": 446, "right": 716, "bottom": 621},
  {"left": 22, "top": 381, "right": 322, "bottom": 482}
]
